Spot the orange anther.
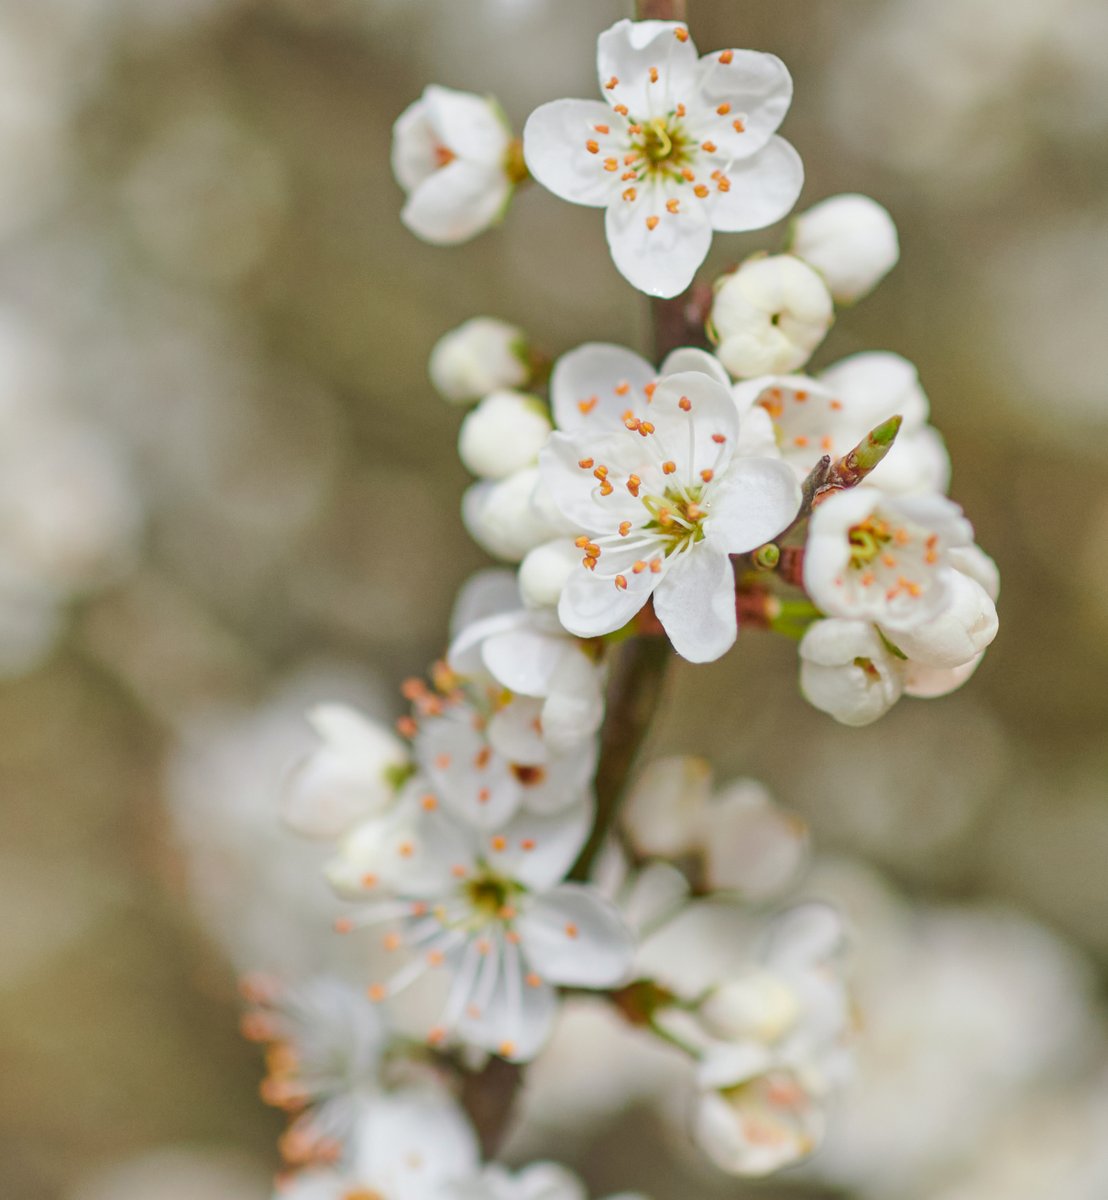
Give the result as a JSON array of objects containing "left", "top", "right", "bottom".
[
  {"left": 361, "top": 872, "right": 378, "bottom": 888},
  {"left": 702, "top": 140, "right": 717, "bottom": 153},
  {"left": 565, "top": 922, "right": 579, "bottom": 938},
  {"left": 397, "top": 841, "right": 414, "bottom": 858},
  {"left": 594, "top": 123, "right": 610, "bottom": 134},
  {"left": 632, "top": 561, "right": 647, "bottom": 574},
  {"left": 821, "top": 436, "right": 833, "bottom": 451},
  {"left": 578, "top": 396, "right": 598, "bottom": 414},
  {"left": 614, "top": 103, "right": 629, "bottom": 116},
  {"left": 649, "top": 66, "right": 659, "bottom": 83},
  {"left": 623, "top": 186, "right": 637, "bottom": 201},
  {"left": 599, "top": 480, "right": 614, "bottom": 495},
  {"left": 693, "top": 183, "right": 709, "bottom": 198},
  {"left": 720, "top": 49, "right": 734, "bottom": 64},
  {"left": 334, "top": 917, "right": 353, "bottom": 934},
  {"left": 520, "top": 837, "right": 536, "bottom": 851},
  {"left": 526, "top": 971, "right": 543, "bottom": 988},
  {"left": 650, "top": 558, "right": 662, "bottom": 573},
  {"left": 679, "top": 395, "right": 692, "bottom": 411},
  {"left": 639, "top": 420, "right": 655, "bottom": 434},
  {"left": 499, "top": 1040, "right": 516, "bottom": 1057},
  {"left": 604, "top": 157, "right": 619, "bottom": 172},
  {"left": 368, "top": 984, "right": 387, "bottom": 1002},
  {"left": 830, "top": 399, "right": 843, "bottom": 411},
  {"left": 717, "top": 177, "right": 731, "bottom": 192},
  {"left": 662, "top": 460, "right": 677, "bottom": 474},
  {"left": 615, "top": 381, "right": 631, "bottom": 396},
  {"left": 586, "top": 139, "right": 599, "bottom": 154},
  {"left": 593, "top": 465, "right": 609, "bottom": 479},
  {"left": 477, "top": 787, "right": 491, "bottom": 804},
  {"left": 674, "top": 26, "right": 689, "bottom": 41},
  {"left": 427, "top": 1026, "right": 446, "bottom": 1045},
  {"left": 621, "top": 171, "right": 637, "bottom": 182},
  {"left": 675, "top": 103, "right": 686, "bottom": 117},
  {"left": 646, "top": 215, "right": 660, "bottom": 231},
  {"left": 618, "top": 521, "right": 632, "bottom": 536},
  {"left": 451, "top": 864, "right": 467, "bottom": 878},
  {"left": 733, "top": 118, "right": 746, "bottom": 133},
  {"left": 666, "top": 198, "right": 680, "bottom": 214},
  {"left": 396, "top": 715, "right": 418, "bottom": 737},
  {"left": 575, "top": 534, "right": 591, "bottom": 547},
  {"left": 605, "top": 75, "right": 619, "bottom": 90},
  {"left": 717, "top": 103, "right": 732, "bottom": 115},
  {"left": 427, "top": 950, "right": 444, "bottom": 966},
  {"left": 682, "top": 167, "right": 696, "bottom": 181},
  {"left": 490, "top": 835, "right": 507, "bottom": 852},
  {"left": 614, "top": 575, "right": 628, "bottom": 590},
  {"left": 700, "top": 468, "right": 714, "bottom": 482},
  {"left": 644, "top": 381, "right": 657, "bottom": 399},
  {"left": 627, "top": 474, "right": 641, "bottom": 496},
  {"left": 421, "top": 793, "right": 438, "bottom": 811},
  {"left": 624, "top": 415, "right": 641, "bottom": 430},
  {"left": 793, "top": 435, "right": 809, "bottom": 448},
  {"left": 712, "top": 432, "right": 726, "bottom": 444}
]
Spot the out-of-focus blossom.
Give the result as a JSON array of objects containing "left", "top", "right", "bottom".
[
  {"left": 328, "top": 793, "right": 633, "bottom": 1062},
  {"left": 799, "top": 619, "right": 904, "bottom": 728},
  {"left": 283, "top": 704, "right": 411, "bottom": 842},
  {"left": 393, "top": 86, "right": 519, "bottom": 245},
  {"left": 709, "top": 256, "right": 834, "bottom": 379},
  {"left": 430, "top": 317, "right": 532, "bottom": 406},
  {"left": 789, "top": 194, "right": 899, "bottom": 304},
  {"left": 68, "top": 1146, "right": 269, "bottom": 1200},
  {"left": 524, "top": 19, "right": 803, "bottom": 298}
]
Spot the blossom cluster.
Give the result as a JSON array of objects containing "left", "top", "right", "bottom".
[{"left": 235, "top": 13, "right": 1000, "bottom": 1200}]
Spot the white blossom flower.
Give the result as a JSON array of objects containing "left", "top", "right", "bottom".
[
  {"left": 798, "top": 618, "right": 905, "bottom": 727},
  {"left": 789, "top": 194, "right": 900, "bottom": 304},
  {"left": 523, "top": 19, "right": 804, "bottom": 298},
  {"left": 283, "top": 705, "right": 411, "bottom": 840},
  {"left": 239, "top": 974, "right": 387, "bottom": 1165},
  {"left": 803, "top": 489, "right": 974, "bottom": 633},
  {"left": 459, "top": 391, "right": 552, "bottom": 480},
  {"left": 734, "top": 351, "right": 950, "bottom": 496},
  {"left": 540, "top": 368, "right": 800, "bottom": 661},
  {"left": 709, "top": 255, "right": 834, "bottom": 379},
  {"left": 273, "top": 1088, "right": 479, "bottom": 1200},
  {"left": 328, "top": 795, "right": 634, "bottom": 1062},
  {"left": 429, "top": 317, "right": 530, "bottom": 406},
  {"left": 392, "top": 85, "right": 518, "bottom": 245}
]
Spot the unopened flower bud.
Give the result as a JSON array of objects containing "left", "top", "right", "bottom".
[
  {"left": 458, "top": 390, "right": 551, "bottom": 479},
  {"left": 462, "top": 466, "right": 567, "bottom": 562},
  {"left": 709, "top": 255, "right": 833, "bottom": 379},
  {"left": 519, "top": 537, "right": 579, "bottom": 609},
  {"left": 798, "top": 618, "right": 903, "bottom": 727},
  {"left": 283, "top": 705, "right": 410, "bottom": 840},
  {"left": 428, "top": 317, "right": 530, "bottom": 405},
  {"left": 790, "top": 194, "right": 899, "bottom": 304},
  {"left": 699, "top": 971, "right": 801, "bottom": 1045}
]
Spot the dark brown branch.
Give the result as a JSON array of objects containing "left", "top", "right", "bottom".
[{"left": 570, "top": 634, "right": 672, "bottom": 881}]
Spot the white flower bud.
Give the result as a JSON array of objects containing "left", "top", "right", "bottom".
[
  {"left": 518, "top": 537, "right": 579, "bottom": 609},
  {"left": 790, "top": 193, "right": 900, "bottom": 304},
  {"left": 428, "top": 317, "right": 529, "bottom": 405},
  {"left": 282, "top": 704, "right": 409, "bottom": 840},
  {"left": 949, "top": 543, "right": 1001, "bottom": 602},
  {"left": 699, "top": 971, "right": 801, "bottom": 1044},
  {"left": 902, "top": 654, "right": 983, "bottom": 699},
  {"left": 710, "top": 255, "right": 834, "bottom": 380},
  {"left": 798, "top": 619, "right": 904, "bottom": 727},
  {"left": 880, "top": 570, "right": 998, "bottom": 669},
  {"left": 461, "top": 467, "right": 566, "bottom": 563},
  {"left": 458, "top": 390, "right": 551, "bottom": 479}
]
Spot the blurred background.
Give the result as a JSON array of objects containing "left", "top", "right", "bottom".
[{"left": 1, "top": 0, "right": 1106, "bottom": 1197}]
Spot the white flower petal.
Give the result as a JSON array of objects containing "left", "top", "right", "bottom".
[
  {"left": 455, "top": 949, "right": 559, "bottom": 1063},
  {"left": 597, "top": 19, "right": 701, "bottom": 121},
  {"left": 708, "top": 456, "right": 801, "bottom": 553},
  {"left": 423, "top": 84, "right": 509, "bottom": 166},
  {"left": 558, "top": 560, "right": 658, "bottom": 639},
  {"left": 550, "top": 342, "right": 656, "bottom": 433},
  {"left": 658, "top": 346, "right": 731, "bottom": 387},
  {"left": 523, "top": 99, "right": 625, "bottom": 208},
  {"left": 492, "top": 800, "right": 594, "bottom": 891},
  {"left": 652, "top": 544, "right": 737, "bottom": 663},
  {"left": 644, "top": 370, "right": 740, "bottom": 479},
  {"left": 519, "top": 884, "right": 635, "bottom": 987},
  {"left": 605, "top": 195, "right": 712, "bottom": 298},
  {"left": 708, "top": 136, "right": 804, "bottom": 233},
  {"left": 539, "top": 432, "right": 644, "bottom": 531},
  {"left": 391, "top": 99, "right": 440, "bottom": 191},
  {"left": 401, "top": 160, "right": 510, "bottom": 246},
  {"left": 694, "top": 49, "right": 794, "bottom": 159}
]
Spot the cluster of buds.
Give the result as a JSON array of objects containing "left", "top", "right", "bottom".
[{"left": 240, "top": 11, "right": 1001, "bottom": 1200}]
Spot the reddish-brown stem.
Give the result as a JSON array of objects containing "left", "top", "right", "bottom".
[{"left": 636, "top": 0, "right": 687, "bottom": 19}]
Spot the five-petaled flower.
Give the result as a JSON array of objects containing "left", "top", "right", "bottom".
[
  {"left": 540, "top": 366, "right": 800, "bottom": 663},
  {"left": 523, "top": 19, "right": 804, "bottom": 297}
]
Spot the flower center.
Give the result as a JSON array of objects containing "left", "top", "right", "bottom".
[
  {"left": 630, "top": 115, "right": 692, "bottom": 180},
  {"left": 847, "top": 516, "right": 891, "bottom": 569},
  {"left": 464, "top": 872, "right": 518, "bottom": 922},
  {"left": 643, "top": 484, "right": 708, "bottom": 553}
]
